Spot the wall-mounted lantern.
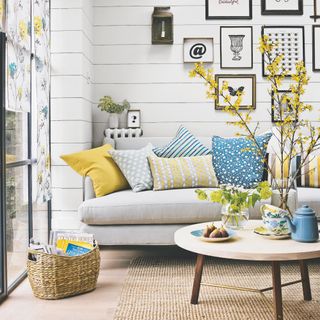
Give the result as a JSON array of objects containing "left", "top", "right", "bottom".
[{"left": 152, "top": 7, "right": 173, "bottom": 45}]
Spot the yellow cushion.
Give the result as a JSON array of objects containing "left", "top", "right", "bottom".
[
  {"left": 148, "top": 155, "right": 218, "bottom": 191},
  {"left": 60, "top": 144, "right": 129, "bottom": 197}
]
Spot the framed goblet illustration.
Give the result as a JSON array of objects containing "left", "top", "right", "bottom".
[{"left": 220, "top": 26, "right": 253, "bottom": 69}]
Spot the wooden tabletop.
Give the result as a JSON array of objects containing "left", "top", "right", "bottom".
[{"left": 174, "top": 220, "right": 320, "bottom": 261}]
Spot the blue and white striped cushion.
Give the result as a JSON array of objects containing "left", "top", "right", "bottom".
[{"left": 153, "top": 126, "right": 212, "bottom": 158}]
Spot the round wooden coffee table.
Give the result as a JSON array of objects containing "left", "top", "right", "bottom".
[{"left": 174, "top": 220, "right": 320, "bottom": 320}]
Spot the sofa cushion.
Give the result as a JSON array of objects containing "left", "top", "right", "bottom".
[
  {"left": 153, "top": 126, "right": 212, "bottom": 158},
  {"left": 148, "top": 155, "right": 218, "bottom": 191},
  {"left": 79, "top": 188, "right": 264, "bottom": 225},
  {"left": 212, "top": 132, "right": 272, "bottom": 188}
]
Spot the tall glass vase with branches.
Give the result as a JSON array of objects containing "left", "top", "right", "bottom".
[{"left": 190, "top": 35, "right": 320, "bottom": 216}]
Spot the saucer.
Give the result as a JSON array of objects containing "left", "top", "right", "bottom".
[{"left": 254, "top": 226, "right": 291, "bottom": 240}]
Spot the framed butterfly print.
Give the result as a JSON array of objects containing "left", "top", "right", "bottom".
[{"left": 215, "top": 74, "right": 256, "bottom": 110}]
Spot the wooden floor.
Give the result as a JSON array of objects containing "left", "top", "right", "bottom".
[{"left": 0, "top": 246, "right": 187, "bottom": 320}]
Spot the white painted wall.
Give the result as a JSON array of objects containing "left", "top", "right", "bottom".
[
  {"left": 51, "top": 0, "right": 94, "bottom": 229},
  {"left": 91, "top": 0, "right": 319, "bottom": 147},
  {"left": 51, "top": 0, "right": 320, "bottom": 229}
]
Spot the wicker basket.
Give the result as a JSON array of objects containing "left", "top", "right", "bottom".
[{"left": 27, "top": 244, "right": 100, "bottom": 300}]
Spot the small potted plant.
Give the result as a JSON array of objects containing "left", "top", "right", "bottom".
[
  {"left": 196, "top": 182, "right": 272, "bottom": 229},
  {"left": 97, "top": 96, "right": 130, "bottom": 129}
]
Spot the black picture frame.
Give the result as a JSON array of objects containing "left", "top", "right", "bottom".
[
  {"left": 310, "top": 0, "right": 320, "bottom": 22},
  {"left": 215, "top": 74, "right": 256, "bottom": 110},
  {"left": 205, "top": 0, "right": 252, "bottom": 20},
  {"left": 271, "top": 90, "right": 297, "bottom": 123},
  {"left": 220, "top": 26, "right": 253, "bottom": 69},
  {"left": 261, "top": 26, "right": 305, "bottom": 77},
  {"left": 261, "top": 0, "right": 303, "bottom": 16},
  {"left": 312, "top": 25, "right": 320, "bottom": 71}
]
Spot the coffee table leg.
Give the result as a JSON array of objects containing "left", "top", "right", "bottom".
[
  {"left": 191, "top": 254, "right": 205, "bottom": 304},
  {"left": 299, "top": 260, "right": 312, "bottom": 301},
  {"left": 272, "top": 261, "right": 283, "bottom": 320}
]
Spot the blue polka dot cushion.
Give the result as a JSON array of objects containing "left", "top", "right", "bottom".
[{"left": 212, "top": 132, "right": 272, "bottom": 188}]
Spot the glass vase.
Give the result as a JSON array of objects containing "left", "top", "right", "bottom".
[
  {"left": 271, "top": 178, "right": 298, "bottom": 216},
  {"left": 221, "top": 204, "right": 249, "bottom": 230}
]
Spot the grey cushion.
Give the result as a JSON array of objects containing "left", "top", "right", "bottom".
[{"left": 79, "top": 188, "right": 266, "bottom": 225}]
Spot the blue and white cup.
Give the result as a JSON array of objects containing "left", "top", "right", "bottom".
[{"left": 260, "top": 204, "right": 289, "bottom": 235}]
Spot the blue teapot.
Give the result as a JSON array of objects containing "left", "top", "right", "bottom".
[{"left": 285, "top": 205, "right": 319, "bottom": 243}]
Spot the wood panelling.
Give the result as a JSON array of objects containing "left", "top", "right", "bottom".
[{"left": 51, "top": 0, "right": 94, "bottom": 230}]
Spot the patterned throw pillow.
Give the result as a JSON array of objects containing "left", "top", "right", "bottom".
[
  {"left": 267, "top": 153, "right": 292, "bottom": 184},
  {"left": 153, "top": 126, "right": 211, "bottom": 158},
  {"left": 109, "top": 144, "right": 154, "bottom": 192},
  {"left": 212, "top": 133, "right": 272, "bottom": 188},
  {"left": 294, "top": 155, "right": 320, "bottom": 188},
  {"left": 148, "top": 155, "right": 218, "bottom": 191}
]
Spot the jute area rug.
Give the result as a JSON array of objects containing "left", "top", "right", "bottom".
[{"left": 113, "top": 256, "right": 320, "bottom": 320}]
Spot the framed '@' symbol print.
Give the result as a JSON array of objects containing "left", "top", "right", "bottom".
[{"left": 183, "top": 38, "right": 214, "bottom": 63}]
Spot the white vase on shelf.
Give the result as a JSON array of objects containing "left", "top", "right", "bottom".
[{"left": 108, "top": 113, "right": 119, "bottom": 129}]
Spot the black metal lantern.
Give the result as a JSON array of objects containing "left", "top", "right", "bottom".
[{"left": 152, "top": 7, "right": 173, "bottom": 45}]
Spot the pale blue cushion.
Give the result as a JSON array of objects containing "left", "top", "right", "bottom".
[
  {"left": 109, "top": 144, "right": 154, "bottom": 192},
  {"left": 212, "top": 133, "right": 272, "bottom": 188},
  {"left": 153, "top": 126, "right": 211, "bottom": 158}
]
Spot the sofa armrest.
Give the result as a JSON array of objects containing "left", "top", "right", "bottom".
[{"left": 83, "top": 176, "right": 95, "bottom": 201}]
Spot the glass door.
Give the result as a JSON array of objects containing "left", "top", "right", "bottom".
[{"left": 0, "top": 31, "right": 7, "bottom": 303}]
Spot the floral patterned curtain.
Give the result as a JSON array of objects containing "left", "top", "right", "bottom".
[
  {"left": 7, "top": 0, "right": 31, "bottom": 112},
  {"left": 0, "top": 0, "right": 5, "bottom": 32},
  {"left": 34, "top": 0, "right": 51, "bottom": 203}
]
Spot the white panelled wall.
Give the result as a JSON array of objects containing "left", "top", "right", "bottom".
[
  {"left": 51, "top": 0, "right": 320, "bottom": 229},
  {"left": 51, "top": 0, "right": 94, "bottom": 229}
]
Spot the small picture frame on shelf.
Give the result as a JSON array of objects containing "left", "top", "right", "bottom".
[
  {"left": 183, "top": 38, "right": 214, "bottom": 63},
  {"left": 215, "top": 74, "right": 256, "bottom": 110},
  {"left": 271, "top": 90, "right": 297, "bottom": 123},
  {"left": 261, "top": 26, "right": 305, "bottom": 77},
  {"left": 261, "top": 0, "right": 303, "bottom": 15},
  {"left": 312, "top": 25, "right": 320, "bottom": 71},
  {"left": 127, "top": 110, "right": 141, "bottom": 128},
  {"left": 220, "top": 26, "right": 253, "bottom": 69},
  {"left": 205, "top": 0, "right": 252, "bottom": 20}
]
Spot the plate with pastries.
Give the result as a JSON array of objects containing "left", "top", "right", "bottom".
[{"left": 191, "top": 223, "right": 236, "bottom": 243}]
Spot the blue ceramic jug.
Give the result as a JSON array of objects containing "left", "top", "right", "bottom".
[{"left": 285, "top": 205, "right": 319, "bottom": 243}]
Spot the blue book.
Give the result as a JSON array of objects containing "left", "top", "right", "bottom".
[{"left": 65, "top": 243, "right": 91, "bottom": 256}]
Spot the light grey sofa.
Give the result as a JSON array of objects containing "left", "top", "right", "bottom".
[{"left": 78, "top": 137, "right": 320, "bottom": 245}]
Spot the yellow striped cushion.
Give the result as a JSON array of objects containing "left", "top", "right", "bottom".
[
  {"left": 298, "top": 155, "right": 320, "bottom": 188},
  {"left": 148, "top": 155, "right": 218, "bottom": 191},
  {"left": 267, "top": 153, "right": 291, "bottom": 184}
]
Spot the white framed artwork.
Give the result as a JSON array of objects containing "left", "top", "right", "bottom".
[
  {"left": 127, "top": 110, "right": 141, "bottom": 128},
  {"left": 183, "top": 38, "right": 213, "bottom": 63},
  {"left": 220, "top": 26, "right": 253, "bottom": 69}
]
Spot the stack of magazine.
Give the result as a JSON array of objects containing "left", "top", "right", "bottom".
[{"left": 29, "top": 231, "right": 96, "bottom": 259}]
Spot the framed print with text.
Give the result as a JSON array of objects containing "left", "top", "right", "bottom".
[
  {"left": 183, "top": 38, "right": 214, "bottom": 63},
  {"left": 206, "top": 0, "right": 252, "bottom": 20},
  {"left": 262, "top": 0, "right": 303, "bottom": 15},
  {"left": 215, "top": 74, "right": 256, "bottom": 110},
  {"left": 220, "top": 26, "right": 253, "bottom": 69}
]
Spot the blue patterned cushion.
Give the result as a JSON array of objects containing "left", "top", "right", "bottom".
[
  {"left": 153, "top": 126, "right": 211, "bottom": 158},
  {"left": 212, "top": 133, "right": 272, "bottom": 188}
]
